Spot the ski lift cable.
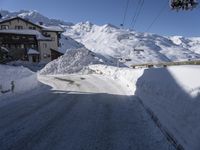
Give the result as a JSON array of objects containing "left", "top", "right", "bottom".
[
  {"left": 145, "top": 0, "right": 168, "bottom": 32},
  {"left": 132, "top": 0, "right": 167, "bottom": 50},
  {"left": 131, "top": 0, "right": 145, "bottom": 29},
  {"left": 129, "top": 0, "right": 143, "bottom": 28},
  {"left": 121, "top": 0, "right": 131, "bottom": 27}
]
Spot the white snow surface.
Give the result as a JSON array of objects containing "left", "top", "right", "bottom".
[
  {"left": 40, "top": 47, "right": 120, "bottom": 75},
  {"left": 135, "top": 66, "right": 200, "bottom": 150},
  {"left": 89, "top": 64, "right": 200, "bottom": 150},
  {"left": 89, "top": 64, "right": 144, "bottom": 94},
  {"left": 28, "top": 48, "right": 40, "bottom": 55},
  {"left": 58, "top": 35, "right": 84, "bottom": 54},
  {"left": 0, "top": 65, "right": 38, "bottom": 97},
  {"left": 63, "top": 22, "right": 200, "bottom": 65}
]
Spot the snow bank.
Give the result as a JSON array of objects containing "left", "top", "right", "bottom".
[
  {"left": 88, "top": 64, "right": 144, "bottom": 94},
  {"left": 135, "top": 66, "right": 200, "bottom": 150},
  {"left": 0, "top": 65, "right": 38, "bottom": 96},
  {"left": 40, "top": 47, "right": 120, "bottom": 75}
]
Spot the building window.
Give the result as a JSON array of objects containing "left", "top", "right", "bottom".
[
  {"left": 51, "top": 37, "right": 55, "bottom": 41},
  {"left": 12, "top": 36, "right": 20, "bottom": 40},
  {"left": 43, "top": 43, "right": 47, "bottom": 48},
  {"left": 21, "top": 44, "right": 24, "bottom": 49},
  {"left": 15, "top": 26, "right": 23, "bottom": 30},
  {"left": 43, "top": 32, "right": 51, "bottom": 37},
  {"left": 1, "top": 25, "right": 9, "bottom": 30},
  {"left": 29, "top": 26, "right": 36, "bottom": 30}
]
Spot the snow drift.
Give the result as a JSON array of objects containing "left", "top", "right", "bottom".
[
  {"left": 0, "top": 65, "right": 38, "bottom": 96},
  {"left": 89, "top": 64, "right": 144, "bottom": 94},
  {"left": 40, "top": 47, "right": 120, "bottom": 75},
  {"left": 135, "top": 66, "right": 200, "bottom": 150}
]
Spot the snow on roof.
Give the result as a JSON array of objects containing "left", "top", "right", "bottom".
[
  {"left": 0, "top": 16, "right": 63, "bottom": 32},
  {"left": 0, "top": 29, "right": 51, "bottom": 40},
  {"left": 0, "top": 47, "right": 9, "bottom": 52},
  {"left": 27, "top": 48, "right": 40, "bottom": 55},
  {"left": 41, "top": 25, "right": 64, "bottom": 32}
]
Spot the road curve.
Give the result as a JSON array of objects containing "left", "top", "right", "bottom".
[{"left": 0, "top": 74, "right": 174, "bottom": 150}]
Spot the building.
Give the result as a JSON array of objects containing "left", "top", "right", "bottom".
[
  {"left": 0, "top": 46, "right": 9, "bottom": 63},
  {"left": 0, "top": 16, "right": 64, "bottom": 63}
]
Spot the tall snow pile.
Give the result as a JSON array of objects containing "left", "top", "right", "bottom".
[
  {"left": 0, "top": 65, "right": 38, "bottom": 96},
  {"left": 135, "top": 66, "right": 200, "bottom": 150},
  {"left": 40, "top": 47, "right": 119, "bottom": 75},
  {"left": 63, "top": 21, "right": 200, "bottom": 65},
  {"left": 89, "top": 64, "right": 144, "bottom": 94},
  {"left": 58, "top": 35, "right": 84, "bottom": 54}
]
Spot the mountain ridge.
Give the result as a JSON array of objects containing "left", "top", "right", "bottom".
[{"left": 1, "top": 10, "right": 200, "bottom": 65}]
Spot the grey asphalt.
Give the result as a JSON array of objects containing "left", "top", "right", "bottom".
[{"left": 0, "top": 76, "right": 174, "bottom": 150}]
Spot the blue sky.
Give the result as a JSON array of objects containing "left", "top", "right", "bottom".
[{"left": 0, "top": 0, "right": 200, "bottom": 37}]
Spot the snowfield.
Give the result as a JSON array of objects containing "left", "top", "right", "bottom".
[{"left": 0, "top": 65, "right": 38, "bottom": 97}]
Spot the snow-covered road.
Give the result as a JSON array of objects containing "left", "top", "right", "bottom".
[{"left": 0, "top": 74, "right": 173, "bottom": 150}]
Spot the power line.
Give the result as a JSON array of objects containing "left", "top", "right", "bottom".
[
  {"left": 132, "top": 0, "right": 144, "bottom": 29},
  {"left": 130, "top": 0, "right": 141, "bottom": 28},
  {"left": 121, "top": 0, "right": 130, "bottom": 27},
  {"left": 133, "top": 1, "right": 168, "bottom": 50},
  {"left": 145, "top": 1, "right": 168, "bottom": 32},
  {"left": 130, "top": 0, "right": 144, "bottom": 29}
]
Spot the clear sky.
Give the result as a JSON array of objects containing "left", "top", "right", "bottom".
[{"left": 0, "top": 0, "right": 200, "bottom": 37}]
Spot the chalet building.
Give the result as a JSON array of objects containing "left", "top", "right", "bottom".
[{"left": 0, "top": 16, "right": 64, "bottom": 63}]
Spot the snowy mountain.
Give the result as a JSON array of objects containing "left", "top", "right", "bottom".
[
  {"left": 1, "top": 10, "right": 200, "bottom": 66},
  {"left": 0, "top": 10, "right": 73, "bottom": 26},
  {"left": 63, "top": 22, "right": 200, "bottom": 65}
]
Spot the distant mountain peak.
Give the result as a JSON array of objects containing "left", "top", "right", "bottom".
[{"left": 0, "top": 9, "right": 74, "bottom": 26}]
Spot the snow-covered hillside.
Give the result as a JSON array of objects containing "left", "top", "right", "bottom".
[
  {"left": 1, "top": 10, "right": 200, "bottom": 65},
  {"left": 59, "top": 35, "right": 85, "bottom": 54},
  {"left": 63, "top": 22, "right": 200, "bottom": 65}
]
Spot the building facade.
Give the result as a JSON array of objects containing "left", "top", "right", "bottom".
[{"left": 0, "top": 17, "right": 63, "bottom": 63}]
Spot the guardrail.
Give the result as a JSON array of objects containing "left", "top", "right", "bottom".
[{"left": 131, "top": 60, "right": 200, "bottom": 69}]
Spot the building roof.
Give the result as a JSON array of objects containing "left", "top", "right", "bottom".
[
  {"left": 41, "top": 25, "right": 64, "bottom": 32},
  {"left": 0, "top": 29, "right": 52, "bottom": 41},
  {"left": 0, "top": 47, "right": 9, "bottom": 52},
  {"left": 0, "top": 16, "right": 64, "bottom": 32},
  {"left": 27, "top": 48, "right": 40, "bottom": 55},
  {"left": 0, "top": 16, "right": 43, "bottom": 29}
]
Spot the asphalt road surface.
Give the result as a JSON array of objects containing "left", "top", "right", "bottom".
[{"left": 0, "top": 74, "right": 174, "bottom": 150}]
